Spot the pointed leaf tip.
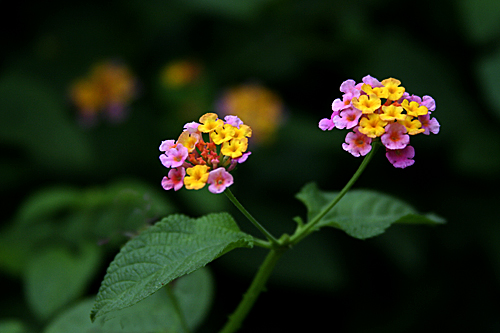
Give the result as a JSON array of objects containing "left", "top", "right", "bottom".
[
  {"left": 91, "top": 212, "right": 253, "bottom": 321},
  {"left": 296, "top": 182, "right": 445, "bottom": 240}
]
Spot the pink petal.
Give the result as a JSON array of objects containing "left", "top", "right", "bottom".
[{"left": 386, "top": 146, "right": 415, "bottom": 168}]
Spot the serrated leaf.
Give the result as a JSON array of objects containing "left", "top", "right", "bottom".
[
  {"left": 24, "top": 243, "right": 101, "bottom": 320},
  {"left": 296, "top": 183, "right": 445, "bottom": 240},
  {"left": 45, "top": 268, "right": 214, "bottom": 333},
  {"left": 91, "top": 212, "right": 253, "bottom": 322}
]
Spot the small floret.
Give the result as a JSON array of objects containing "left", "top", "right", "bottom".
[
  {"left": 198, "top": 113, "right": 223, "bottom": 133},
  {"left": 162, "top": 168, "right": 186, "bottom": 191},
  {"left": 351, "top": 94, "right": 381, "bottom": 114},
  {"left": 342, "top": 127, "right": 372, "bottom": 157},
  {"left": 385, "top": 145, "right": 415, "bottom": 168},
  {"left": 184, "top": 165, "right": 209, "bottom": 190},
  {"left": 401, "top": 99, "right": 428, "bottom": 117},
  {"left": 222, "top": 138, "right": 248, "bottom": 158},
  {"left": 380, "top": 105, "right": 406, "bottom": 122},
  {"left": 207, "top": 167, "right": 234, "bottom": 194},
  {"left": 358, "top": 114, "right": 388, "bottom": 138},
  {"left": 381, "top": 123, "right": 409, "bottom": 150},
  {"left": 381, "top": 78, "right": 405, "bottom": 101}
]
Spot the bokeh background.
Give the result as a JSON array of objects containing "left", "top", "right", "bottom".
[{"left": 2, "top": 0, "right": 500, "bottom": 332}]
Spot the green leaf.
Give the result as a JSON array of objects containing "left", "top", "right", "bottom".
[
  {"left": 24, "top": 243, "right": 101, "bottom": 320},
  {"left": 90, "top": 212, "right": 253, "bottom": 322},
  {"left": 296, "top": 183, "right": 445, "bottom": 240},
  {"left": 0, "top": 320, "right": 29, "bottom": 333},
  {"left": 0, "top": 179, "right": 173, "bottom": 276},
  {"left": 45, "top": 268, "right": 214, "bottom": 333},
  {"left": 476, "top": 48, "right": 500, "bottom": 123}
]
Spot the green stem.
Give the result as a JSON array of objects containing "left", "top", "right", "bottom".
[
  {"left": 219, "top": 142, "right": 379, "bottom": 332},
  {"left": 219, "top": 248, "right": 286, "bottom": 333},
  {"left": 290, "top": 142, "right": 380, "bottom": 245},
  {"left": 224, "top": 188, "right": 280, "bottom": 246}
]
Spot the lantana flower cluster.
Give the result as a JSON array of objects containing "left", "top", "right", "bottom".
[
  {"left": 70, "top": 60, "right": 138, "bottom": 126},
  {"left": 319, "top": 75, "right": 440, "bottom": 168},
  {"left": 215, "top": 83, "right": 285, "bottom": 144},
  {"left": 159, "top": 113, "right": 252, "bottom": 194}
]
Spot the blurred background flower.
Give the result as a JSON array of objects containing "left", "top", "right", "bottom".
[
  {"left": 160, "top": 59, "right": 203, "bottom": 89},
  {"left": 70, "top": 60, "right": 138, "bottom": 126},
  {"left": 157, "top": 59, "right": 213, "bottom": 130},
  {"left": 215, "top": 83, "right": 285, "bottom": 145}
]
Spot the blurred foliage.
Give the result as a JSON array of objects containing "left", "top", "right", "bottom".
[{"left": 1, "top": 0, "right": 500, "bottom": 332}]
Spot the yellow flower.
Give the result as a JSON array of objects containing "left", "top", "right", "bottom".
[
  {"left": 184, "top": 165, "right": 209, "bottom": 190},
  {"left": 380, "top": 105, "right": 406, "bottom": 122},
  {"left": 70, "top": 79, "right": 103, "bottom": 113},
  {"left": 233, "top": 124, "right": 252, "bottom": 140},
  {"left": 198, "top": 113, "right": 223, "bottom": 133},
  {"left": 362, "top": 84, "right": 388, "bottom": 99},
  {"left": 358, "top": 114, "right": 388, "bottom": 138},
  {"left": 210, "top": 124, "right": 236, "bottom": 145},
  {"left": 381, "top": 78, "right": 405, "bottom": 101},
  {"left": 221, "top": 138, "right": 248, "bottom": 158},
  {"left": 177, "top": 131, "right": 200, "bottom": 152},
  {"left": 398, "top": 116, "right": 425, "bottom": 135},
  {"left": 351, "top": 94, "right": 381, "bottom": 114},
  {"left": 401, "top": 99, "right": 428, "bottom": 117}
]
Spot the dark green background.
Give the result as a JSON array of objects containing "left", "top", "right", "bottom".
[{"left": 2, "top": 0, "right": 500, "bottom": 332}]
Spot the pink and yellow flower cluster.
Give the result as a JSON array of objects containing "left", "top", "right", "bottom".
[
  {"left": 159, "top": 113, "right": 252, "bottom": 193},
  {"left": 319, "top": 75, "right": 440, "bottom": 168},
  {"left": 70, "top": 60, "right": 138, "bottom": 126}
]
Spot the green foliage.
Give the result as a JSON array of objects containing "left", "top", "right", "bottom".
[
  {"left": 0, "top": 320, "right": 30, "bottom": 333},
  {"left": 458, "top": 0, "right": 500, "bottom": 43},
  {"left": 0, "top": 180, "right": 173, "bottom": 323},
  {"left": 0, "top": 72, "right": 94, "bottom": 173},
  {"left": 181, "top": 0, "right": 275, "bottom": 20},
  {"left": 24, "top": 244, "right": 101, "bottom": 321},
  {"left": 90, "top": 213, "right": 254, "bottom": 322},
  {"left": 477, "top": 49, "right": 500, "bottom": 123},
  {"left": 45, "top": 267, "right": 214, "bottom": 333},
  {"left": 296, "top": 183, "right": 445, "bottom": 240},
  {"left": 0, "top": 180, "right": 173, "bottom": 277}
]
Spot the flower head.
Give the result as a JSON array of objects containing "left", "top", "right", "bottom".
[
  {"left": 70, "top": 60, "right": 138, "bottom": 126},
  {"left": 159, "top": 113, "right": 252, "bottom": 193},
  {"left": 319, "top": 75, "right": 439, "bottom": 168},
  {"left": 215, "top": 83, "right": 284, "bottom": 144}
]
